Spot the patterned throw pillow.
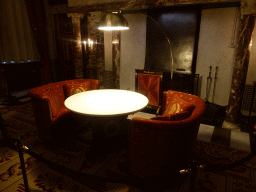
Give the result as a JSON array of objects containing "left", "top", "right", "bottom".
[
  {"left": 162, "top": 94, "right": 195, "bottom": 116},
  {"left": 151, "top": 111, "right": 191, "bottom": 121},
  {"left": 42, "top": 88, "right": 62, "bottom": 117},
  {"left": 63, "top": 81, "right": 90, "bottom": 98}
]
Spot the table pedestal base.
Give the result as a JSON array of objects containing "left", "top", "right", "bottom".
[{"left": 84, "top": 115, "right": 129, "bottom": 163}]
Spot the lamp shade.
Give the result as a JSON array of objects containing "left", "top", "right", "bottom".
[{"left": 98, "top": 13, "right": 129, "bottom": 30}]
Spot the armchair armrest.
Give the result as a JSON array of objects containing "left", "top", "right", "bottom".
[
  {"left": 129, "top": 90, "right": 206, "bottom": 177},
  {"left": 28, "top": 79, "right": 100, "bottom": 142},
  {"left": 130, "top": 117, "right": 200, "bottom": 177},
  {"left": 30, "top": 97, "right": 54, "bottom": 141}
]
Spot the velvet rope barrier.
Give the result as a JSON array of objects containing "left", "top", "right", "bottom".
[
  {"left": 2, "top": 110, "right": 256, "bottom": 190},
  {"left": 199, "top": 151, "right": 256, "bottom": 173}
]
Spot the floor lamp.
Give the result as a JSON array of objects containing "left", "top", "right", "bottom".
[
  {"left": 98, "top": 12, "right": 174, "bottom": 87},
  {"left": 98, "top": 11, "right": 256, "bottom": 190},
  {"left": 98, "top": 11, "right": 193, "bottom": 189}
]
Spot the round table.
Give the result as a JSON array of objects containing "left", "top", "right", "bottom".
[
  {"left": 64, "top": 89, "right": 149, "bottom": 116},
  {"left": 64, "top": 89, "right": 149, "bottom": 163}
]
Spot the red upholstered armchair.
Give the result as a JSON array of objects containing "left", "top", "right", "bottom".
[
  {"left": 28, "top": 79, "right": 100, "bottom": 142},
  {"left": 129, "top": 90, "right": 206, "bottom": 177},
  {"left": 135, "top": 69, "right": 163, "bottom": 114}
]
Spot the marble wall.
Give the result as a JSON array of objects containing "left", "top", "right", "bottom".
[
  {"left": 247, "top": 23, "right": 256, "bottom": 84},
  {"left": 196, "top": 7, "right": 239, "bottom": 106},
  {"left": 119, "top": 7, "right": 239, "bottom": 107},
  {"left": 120, "top": 13, "right": 146, "bottom": 91},
  {"left": 51, "top": 0, "right": 256, "bottom": 124}
]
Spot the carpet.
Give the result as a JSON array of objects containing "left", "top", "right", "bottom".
[{"left": 0, "top": 102, "right": 256, "bottom": 191}]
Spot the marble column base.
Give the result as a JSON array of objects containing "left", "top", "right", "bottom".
[{"left": 222, "top": 120, "right": 241, "bottom": 131}]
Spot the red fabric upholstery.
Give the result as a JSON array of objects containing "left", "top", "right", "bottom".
[
  {"left": 42, "top": 88, "right": 62, "bottom": 117},
  {"left": 28, "top": 79, "right": 100, "bottom": 141},
  {"left": 52, "top": 105, "right": 76, "bottom": 139},
  {"left": 137, "top": 73, "right": 160, "bottom": 106},
  {"left": 162, "top": 94, "right": 195, "bottom": 116},
  {"left": 151, "top": 111, "right": 191, "bottom": 121},
  {"left": 129, "top": 90, "right": 206, "bottom": 177}
]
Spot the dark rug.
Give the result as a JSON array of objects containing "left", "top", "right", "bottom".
[{"left": 0, "top": 102, "right": 256, "bottom": 192}]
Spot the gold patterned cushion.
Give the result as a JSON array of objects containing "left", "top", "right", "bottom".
[
  {"left": 162, "top": 94, "right": 195, "bottom": 116},
  {"left": 151, "top": 111, "right": 191, "bottom": 121},
  {"left": 42, "top": 88, "right": 62, "bottom": 117},
  {"left": 63, "top": 81, "right": 90, "bottom": 98}
]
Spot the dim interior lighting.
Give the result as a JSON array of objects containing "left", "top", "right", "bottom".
[
  {"left": 98, "top": 12, "right": 129, "bottom": 31},
  {"left": 88, "top": 39, "right": 94, "bottom": 46},
  {"left": 83, "top": 39, "right": 94, "bottom": 48},
  {"left": 64, "top": 89, "right": 148, "bottom": 116}
]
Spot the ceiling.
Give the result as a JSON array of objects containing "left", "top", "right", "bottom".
[{"left": 47, "top": 0, "right": 68, "bottom": 5}]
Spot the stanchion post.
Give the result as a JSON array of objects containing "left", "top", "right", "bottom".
[{"left": 17, "top": 138, "right": 30, "bottom": 192}]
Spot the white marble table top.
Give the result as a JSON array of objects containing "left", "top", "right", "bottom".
[{"left": 64, "top": 89, "right": 149, "bottom": 117}]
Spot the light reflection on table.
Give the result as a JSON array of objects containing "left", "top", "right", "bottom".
[
  {"left": 64, "top": 89, "right": 149, "bottom": 116},
  {"left": 64, "top": 89, "right": 149, "bottom": 163}
]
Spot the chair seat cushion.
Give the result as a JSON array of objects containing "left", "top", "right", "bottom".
[
  {"left": 162, "top": 94, "right": 195, "bottom": 116},
  {"left": 63, "top": 81, "right": 91, "bottom": 98},
  {"left": 151, "top": 111, "right": 191, "bottom": 121}
]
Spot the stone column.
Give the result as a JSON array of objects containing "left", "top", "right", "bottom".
[
  {"left": 88, "top": 12, "right": 105, "bottom": 83},
  {"left": 112, "top": 31, "right": 121, "bottom": 89},
  {"left": 67, "top": 13, "right": 84, "bottom": 79},
  {"left": 224, "top": 1, "right": 256, "bottom": 126}
]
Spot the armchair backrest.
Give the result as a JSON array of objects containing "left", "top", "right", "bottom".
[
  {"left": 28, "top": 79, "right": 100, "bottom": 104},
  {"left": 130, "top": 90, "right": 206, "bottom": 177},
  {"left": 161, "top": 90, "right": 205, "bottom": 119},
  {"left": 135, "top": 69, "right": 163, "bottom": 114}
]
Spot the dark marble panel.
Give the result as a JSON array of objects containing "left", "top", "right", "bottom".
[
  {"left": 112, "top": 31, "right": 121, "bottom": 89},
  {"left": 87, "top": 13, "right": 105, "bottom": 84},
  {"left": 72, "top": 22, "right": 83, "bottom": 79}
]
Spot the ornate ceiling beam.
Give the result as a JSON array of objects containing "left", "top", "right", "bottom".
[{"left": 50, "top": 0, "right": 240, "bottom": 14}]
